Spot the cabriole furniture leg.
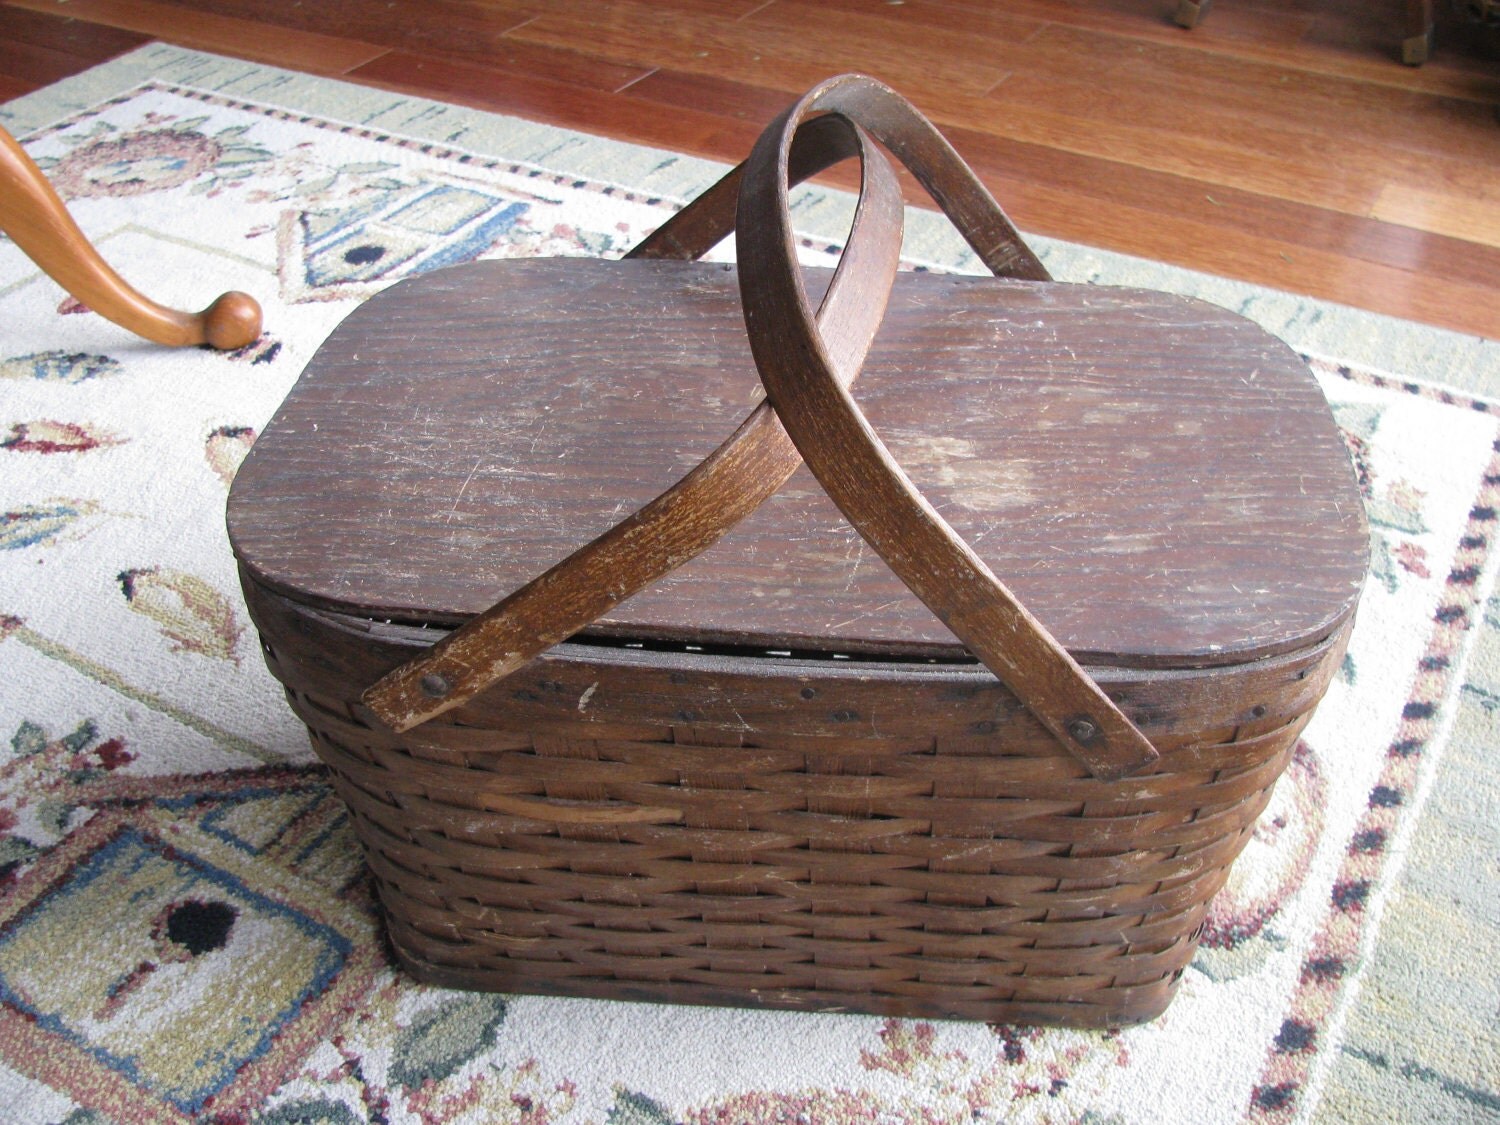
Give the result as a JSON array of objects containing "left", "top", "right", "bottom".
[{"left": 0, "top": 124, "right": 261, "bottom": 350}]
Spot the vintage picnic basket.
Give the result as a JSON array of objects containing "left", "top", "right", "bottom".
[{"left": 227, "top": 75, "right": 1369, "bottom": 1028}]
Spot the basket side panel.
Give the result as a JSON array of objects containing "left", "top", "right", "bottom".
[{"left": 244, "top": 576, "right": 1346, "bottom": 1028}]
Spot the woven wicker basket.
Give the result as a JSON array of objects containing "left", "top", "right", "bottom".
[{"left": 228, "top": 76, "right": 1368, "bottom": 1028}]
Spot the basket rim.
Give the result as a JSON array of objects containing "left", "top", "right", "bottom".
[{"left": 252, "top": 573, "right": 1356, "bottom": 679}]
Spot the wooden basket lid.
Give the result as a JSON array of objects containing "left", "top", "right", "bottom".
[{"left": 227, "top": 257, "right": 1368, "bottom": 669}]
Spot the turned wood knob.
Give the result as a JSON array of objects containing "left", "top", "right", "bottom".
[{"left": 201, "top": 291, "right": 264, "bottom": 351}]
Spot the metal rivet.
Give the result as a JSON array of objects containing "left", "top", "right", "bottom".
[
  {"left": 1066, "top": 717, "right": 1099, "bottom": 743},
  {"left": 420, "top": 673, "right": 451, "bottom": 698}
]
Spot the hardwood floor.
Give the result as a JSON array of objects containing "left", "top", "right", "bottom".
[{"left": 2, "top": 0, "right": 1497, "bottom": 339}]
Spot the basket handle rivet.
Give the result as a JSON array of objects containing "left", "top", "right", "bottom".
[
  {"left": 1067, "top": 717, "right": 1100, "bottom": 743},
  {"left": 420, "top": 673, "right": 452, "bottom": 699}
]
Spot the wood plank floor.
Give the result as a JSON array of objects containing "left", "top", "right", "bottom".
[{"left": 2, "top": 0, "right": 1497, "bottom": 339}]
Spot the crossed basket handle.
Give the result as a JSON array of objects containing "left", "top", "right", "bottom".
[{"left": 364, "top": 74, "right": 1160, "bottom": 781}]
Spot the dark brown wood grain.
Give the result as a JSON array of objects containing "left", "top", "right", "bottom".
[
  {"left": 0, "top": 6, "right": 147, "bottom": 90},
  {"left": 0, "top": 5, "right": 147, "bottom": 62},
  {"left": 0, "top": 0, "right": 386, "bottom": 79},
  {"left": 228, "top": 257, "right": 1367, "bottom": 670}
]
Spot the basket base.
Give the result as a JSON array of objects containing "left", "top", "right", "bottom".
[{"left": 387, "top": 931, "right": 1183, "bottom": 1031}]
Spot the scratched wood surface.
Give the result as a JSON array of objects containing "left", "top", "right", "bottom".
[
  {"left": 4, "top": 0, "right": 1496, "bottom": 339},
  {"left": 227, "top": 257, "right": 1368, "bottom": 669}
]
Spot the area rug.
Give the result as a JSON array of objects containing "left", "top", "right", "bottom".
[{"left": 1, "top": 44, "right": 1497, "bottom": 1125}]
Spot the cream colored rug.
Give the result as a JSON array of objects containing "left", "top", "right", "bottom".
[{"left": 1, "top": 45, "right": 1496, "bottom": 1125}]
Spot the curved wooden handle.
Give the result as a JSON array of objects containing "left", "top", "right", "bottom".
[
  {"left": 736, "top": 75, "right": 1158, "bottom": 780},
  {"left": 364, "top": 113, "right": 908, "bottom": 730},
  {"left": 0, "top": 124, "right": 261, "bottom": 350}
]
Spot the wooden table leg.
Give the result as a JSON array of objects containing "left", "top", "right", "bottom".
[
  {"left": 1174, "top": 0, "right": 1213, "bottom": 29},
  {"left": 0, "top": 124, "right": 261, "bottom": 350},
  {"left": 1403, "top": 0, "right": 1435, "bottom": 64},
  {"left": 1176, "top": 0, "right": 1435, "bottom": 65}
]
